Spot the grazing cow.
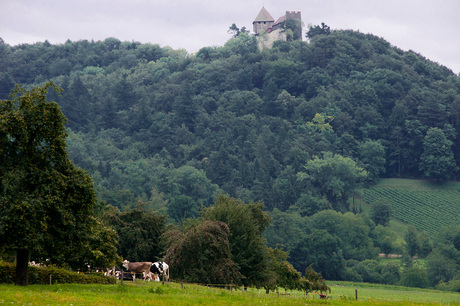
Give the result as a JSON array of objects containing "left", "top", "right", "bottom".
[
  {"left": 122, "top": 260, "right": 152, "bottom": 282},
  {"left": 104, "top": 266, "right": 117, "bottom": 277},
  {"left": 143, "top": 272, "right": 160, "bottom": 282},
  {"left": 115, "top": 271, "right": 122, "bottom": 279},
  {"left": 149, "top": 262, "right": 169, "bottom": 281}
]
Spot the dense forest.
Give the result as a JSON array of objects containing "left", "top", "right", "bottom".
[{"left": 2, "top": 27, "right": 460, "bottom": 287}]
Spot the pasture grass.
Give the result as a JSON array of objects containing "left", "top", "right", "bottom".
[
  {"left": 1, "top": 280, "right": 459, "bottom": 305},
  {"left": 326, "top": 281, "right": 460, "bottom": 304}
]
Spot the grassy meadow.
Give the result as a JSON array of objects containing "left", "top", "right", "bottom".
[{"left": 1, "top": 280, "right": 460, "bottom": 305}]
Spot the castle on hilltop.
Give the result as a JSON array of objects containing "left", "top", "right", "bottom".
[{"left": 252, "top": 7, "right": 302, "bottom": 49}]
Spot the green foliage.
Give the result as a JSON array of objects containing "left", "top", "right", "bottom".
[
  {"left": 299, "top": 152, "right": 367, "bottom": 211},
  {"left": 3, "top": 32, "right": 460, "bottom": 286},
  {"left": 202, "top": 195, "right": 271, "bottom": 288},
  {"left": 263, "top": 246, "right": 301, "bottom": 292},
  {"left": 353, "top": 260, "right": 382, "bottom": 283},
  {"left": 398, "top": 267, "right": 429, "bottom": 288},
  {"left": 3, "top": 32, "right": 458, "bottom": 217},
  {"left": 405, "top": 225, "right": 421, "bottom": 257},
  {"left": 69, "top": 216, "right": 121, "bottom": 270},
  {"left": 163, "top": 220, "right": 241, "bottom": 284},
  {"left": 364, "top": 185, "right": 460, "bottom": 237},
  {"left": 358, "top": 140, "right": 386, "bottom": 184},
  {"left": 425, "top": 250, "right": 458, "bottom": 287},
  {"left": 102, "top": 203, "right": 166, "bottom": 262},
  {"left": 227, "top": 24, "right": 249, "bottom": 38},
  {"left": 267, "top": 209, "right": 383, "bottom": 281},
  {"left": 264, "top": 209, "right": 305, "bottom": 252},
  {"left": 167, "top": 195, "right": 199, "bottom": 223},
  {"left": 435, "top": 280, "right": 460, "bottom": 292},
  {"left": 289, "top": 192, "right": 331, "bottom": 217},
  {"left": 0, "top": 262, "right": 115, "bottom": 284},
  {"left": 349, "top": 259, "right": 400, "bottom": 286},
  {"left": 279, "top": 18, "right": 302, "bottom": 41},
  {"left": 418, "top": 231, "right": 433, "bottom": 258},
  {"left": 419, "top": 127, "right": 458, "bottom": 181},
  {"left": 379, "top": 237, "right": 394, "bottom": 258},
  {"left": 306, "top": 23, "right": 331, "bottom": 40},
  {"left": 0, "top": 83, "right": 116, "bottom": 285},
  {"left": 298, "top": 265, "right": 330, "bottom": 294},
  {"left": 370, "top": 199, "right": 393, "bottom": 226},
  {"left": 305, "top": 113, "right": 334, "bottom": 133},
  {"left": 400, "top": 252, "right": 414, "bottom": 268}
]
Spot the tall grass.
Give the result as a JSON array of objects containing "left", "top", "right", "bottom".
[{"left": 1, "top": 280, "right": 459, "bottom": 305}]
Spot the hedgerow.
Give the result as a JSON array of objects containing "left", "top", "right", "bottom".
[{"left": 0, "top": 262, "right": 116, "bottom": 284}]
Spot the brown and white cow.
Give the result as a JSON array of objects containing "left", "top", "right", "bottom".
[{"left": 122, "top": 260, "right": 152, "bottom": 282}]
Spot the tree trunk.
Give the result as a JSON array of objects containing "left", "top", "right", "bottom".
[{"left": 15, "top": 248, "right": 29, "bottom": 286}]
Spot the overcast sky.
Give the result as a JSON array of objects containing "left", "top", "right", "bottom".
[{"left": 1, "top": 0, "right": 459, "bottom": 74}]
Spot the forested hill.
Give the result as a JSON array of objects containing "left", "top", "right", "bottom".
[{"left": 1, "top": 31, "right": 460, "bottom": 215}]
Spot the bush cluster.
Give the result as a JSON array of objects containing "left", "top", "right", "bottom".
[{"left": 0, "top": 262, "right": 116, "bottom": 285}]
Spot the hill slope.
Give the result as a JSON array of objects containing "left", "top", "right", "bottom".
[
  {"left": 364, "top": 179, "right": 460, "bottom": 236},
  {"left": 1, "top": 31, "right": 460, "bottom": 214}
]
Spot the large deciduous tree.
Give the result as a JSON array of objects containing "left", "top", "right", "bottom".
[
  {"left": 358, "top": 140, "right": 386, "bottom": 184},
  {"left": 202, "top": 195, "right": 272, "bottom": 289},
  {"left": 0, "top": 83, "right": 112, "bottom": 285},
  {"left": 163, "top": 220, "right": 241, "bottom": 284},
  {"left": 404, "top": 225, "right": 421, "bottom": 257},
  {"left": 101, "top": 202, "right": 166, "bottom": 262},
  {"left": 370, "top": 198, "right": 393, "bottom": 226},
  {"left": 263, "top": 246, "right": 301, "bottom": 293},
  {"left": 419, "top": 127, "right": 458, "bottom": 181},
  {"left": 298, "top": 152, "right": 367, "bottom": 212}
]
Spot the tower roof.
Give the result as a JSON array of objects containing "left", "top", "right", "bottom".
[{"left": 253, "top": 7, "right": 275, "bottom": 22}]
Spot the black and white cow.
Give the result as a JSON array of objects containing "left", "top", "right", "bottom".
[{"left": 147, "top": 262, "right": 169, "bottom": 282}]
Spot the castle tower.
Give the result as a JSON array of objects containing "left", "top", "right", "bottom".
[
  {"left": 253, "top": 7, "right": 275, "bottom": 35},
  {"left": 285, "top": 10, "right": 302, "bottom": 39}
]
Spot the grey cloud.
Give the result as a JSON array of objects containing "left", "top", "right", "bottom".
[{"left": 0, "top": 0, "right": 459, "bottom": 73}]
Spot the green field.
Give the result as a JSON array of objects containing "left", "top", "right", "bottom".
[
  {"left": 363, "top": 179, "right": 460, "bottom": 237},
  {"left": 1, "top": 281, "right": 459, "bottom": 305}
]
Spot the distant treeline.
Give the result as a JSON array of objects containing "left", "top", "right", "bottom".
[
  {"left": 1, "top": 32, "right": 459, "bottom": 214},
  {"left": 2, "top": 30, "right": 460, "bottom": 287}
]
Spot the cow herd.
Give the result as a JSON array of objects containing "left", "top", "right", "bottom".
[
  {"left": 121, "top": 260, "right": 169, "bottom": 282},
  {"left": 30, "top": 260, "right": 169, "bottom": 282}
]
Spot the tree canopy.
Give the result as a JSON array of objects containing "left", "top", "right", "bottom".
[
  {"left": 1, "top": 29, "right": 460, "bottom": 286},
  {"left": 163, "top": 220, "right": 241, "bottom": 284},
  {"left": 0, "top": 83, "right": 118, "bottom": 285},
  {"left": 299, "top": 152, "right": 367, "bottom": 212},
  {"left": 202, "top": 195, "right": 271, "bottom": 288},
  {"left": 306, "top": 22, "right": 331, "bottom": 40}
]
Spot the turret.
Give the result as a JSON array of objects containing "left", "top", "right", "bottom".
[
  {"left": 253, "top": 7, "right": 275, "bottom": 35},
  {"left": 285, "top": 10, "right": 302, "bottom": 39}
]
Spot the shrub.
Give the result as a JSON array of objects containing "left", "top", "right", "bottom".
[
  {"left": 398, "top": 267, "right": 429, "bottom": 288},
  {"left": 353, "top": 260, "right": 382, "bottom": 283},
  {"left": 381, "top": 262, "right": 401, "bottom": 285},
  {"left": 435, "top": 280, "right": 460, "bottom": 292},
  {"left": 0, "top": 262, "right": 116, "bottom": 285},
  {"left": 341, "top": 267, "right": 363, "bottom": 282}
]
